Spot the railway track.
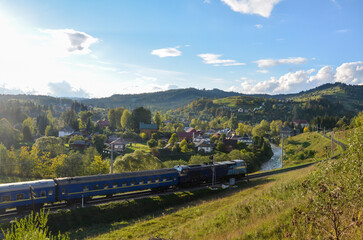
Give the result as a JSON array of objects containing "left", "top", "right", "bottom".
[{"left": 0, "top": 161, "right": 318, "bottom": 224}]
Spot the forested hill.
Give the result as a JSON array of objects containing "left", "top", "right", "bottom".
[{"left": 80, "top": 88, "right": 243, "bottom": 111}]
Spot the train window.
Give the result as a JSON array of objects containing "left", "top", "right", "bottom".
[
  {"left": 2, "top": 195, "right": 10, "bottom": 202},
  {"left": 83, "top": 186, "right": 89, "bottom": 192},
  {"left": 174, "top": 177, "right": 177, "bottom": 181},
  {"left": 169, "top": 176, "right": 173, "bottom": 180},
  {"left": 94, "top": 184, "right": 99, "bottom": 190},
  {"left": 139, "top": 180, "right": 144, "bottom": 185},
  {"left": 155, "top": 178, "right": 160, "bottom": 183},
  {"left": 62, "top": 189, "right": 66, "bottom": 195},
  {"left": 131, "top": 181, "right": 136, "bottom": 186},
  {"left": 103, "top": 184, "right": 109, "bottom": 189},
  {"left": 122, "top": 182, "right": 127, "bottom": 187},
  {"left": 163, "top": 177, "right": 167, "bottom": 182},
  {"left": 147, "top": 179, "right": 152, "bottom": 184},
  {"left": 113, "top": 183, "right": 118, "bottom": 188},
  {"left": 16, "top": 194, "right": 25, "bottom": 200},
  {"left": 41, "top": 191, "right": 46, "bottom": 197},
  {"left": 48, "top": 189, "right": 53, "bottom": 195}
]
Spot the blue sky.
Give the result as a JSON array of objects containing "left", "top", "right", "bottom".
[{"left": 0, "top": 0, "right": 362, "bottom": 98}]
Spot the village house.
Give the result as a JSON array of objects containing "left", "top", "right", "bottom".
[
  {"left": 96, "top": 119, "right": 110, "bottom": 129},
  {"left": 293, "top": 119, "right": 309, "bottom": 128},
  {"left": 59, "top": 126, "right": 74, "bottom": 137},
  {"left": 195, "top": 139, "right": 214, "bottom": 153},
  {"left": 139, "top": 122, "right": 158, "bottom": 138}
]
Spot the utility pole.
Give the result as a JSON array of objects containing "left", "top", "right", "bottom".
[
  {"left": 110, "top": 142, "right": 114, "bottom": 174},
  {"left": 331, "top": 131, "right": 334, "bottom": 157},
  {"left": 281, "top": 135, "right": 284, "bottom": 168},
  {"left": 210, "top": 155, "right": 216, "bottom": 188}
]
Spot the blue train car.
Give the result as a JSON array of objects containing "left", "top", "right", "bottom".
[
  {"left": 0, "top": 180, "right": 56, "bottom": 213},
  {"left": 226, "top": 160, "right": 247, "bottom": 178},
  {"left": 55, "top": 168, "right": 179, "bottom": 202},
  {"left": 175, "top": 160, "right": 247, "bottom": 186}
]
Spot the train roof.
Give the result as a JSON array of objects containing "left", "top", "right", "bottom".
[
  {"left": 0, "top": 179, "right": 55, "bottom": 193},
  {"left": 55, "top": 168, "right": 178, "bottom": 185}
]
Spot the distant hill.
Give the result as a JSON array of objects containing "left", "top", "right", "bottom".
[{"left": 80, "top": 88, "right": 243, "bottom": 111}]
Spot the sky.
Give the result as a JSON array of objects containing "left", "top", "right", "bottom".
[{"left": 0, "top": 0, "right": 362, "bottom": 98}]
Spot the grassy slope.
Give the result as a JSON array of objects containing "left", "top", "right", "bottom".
[
  {"left": 282, "top": 132, "right": 344, "bottom": 167},
  {"left": 84, "top": 166, "right": 314, "bottom": 240}
]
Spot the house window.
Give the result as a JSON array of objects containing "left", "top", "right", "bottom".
[
  {"left": 40, "top": 191, "right": 46, "bottom": 197},
  {"left": 122, "top": 182, "right": 127, "bottom": 187},
  {"left": 83, "top": 186, "right": 89, "bottom": 192},
  {"left": 16, "top": 194, "right": 25, "bottom": 200},
  {"left": 113, "top": 183, "right": 118, "bottom": 188},
  {"left": 1, "top": 195, "right": 10, "bottom": 202},
  {"left": 48, "top": 189, "right": 53, "bottom": 195}
]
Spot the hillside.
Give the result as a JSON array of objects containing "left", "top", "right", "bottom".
[{"left": 80, "top": 88, "right": 243, "bottom": 111}]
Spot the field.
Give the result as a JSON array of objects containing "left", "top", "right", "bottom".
[
  {"left": 282, "top": 132, "right": 344, "bottom": 167},
  {"left": 124, "top": 143, "right": 150, "bottom": 154},
  {"left": 61, "top": 165, "right": 315, "bottom": 239}
]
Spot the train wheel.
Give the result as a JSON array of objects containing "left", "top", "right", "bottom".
[{"left": 106, "top": 194, "right": 113, "bottom": 198}]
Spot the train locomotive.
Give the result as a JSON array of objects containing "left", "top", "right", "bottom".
[{"left": 0, "top": 160, "right": 246, "bottom": 213}]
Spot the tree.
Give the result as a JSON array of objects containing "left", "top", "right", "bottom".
[
  {"left": 0, "top": 118, "right": 19, "bottom": 148},
  {"left": 108, "top": 108, "right": 124, "bottom": 130},
  {"left": 153, "top": 112, "right": 162, "bottom": 129},
  {"left": 61, "top": 110, "right": 79, "bottom": 131},
  {"left": 168, "top": 133, "right": 179, "bottom": 145},
  {"left": 121, "top": 109, "right": 132, "bottom": 130},
  {"left": 113, "top": 150, "right": 163, "bottom": 172},
  {"left": 34, "top": 136, "right": 64, "bottom": 158},
  {"left": 79, "top": 111, "right": 93, "bottom": 131},
  {"left": 92, "top": 134, "right": 107, "bottom": 154},
  {"left": 22, "top": 126, "right": 33, "bottom": 141},
  {"left": 36, "top": 114, "right": 49, "bottom": 135},
  {"left": 180, "top": 139, "right": 189, "bottom": 153},
  {"left": 45, "top": 125, "right": 58, "bottom": 137},
  {"left": 22, "top": 117, "right": 34, "bottom": 135},
  {"left": 229, "top": 115, "right": 238, "bottom": 130},
  {"left": 147, "top": 139, "right": 158, "bottom": 148},
  {"left": 131, "top": 107, "right": 151, "bottom": 131}
]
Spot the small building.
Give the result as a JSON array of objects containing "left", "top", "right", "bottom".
[
  {"left": 59, "top": 126, "right": 74, "bottom": 137},
  {"left": 177, "top": 132, "right": 194, "bottom": 142},
  {"left": 96, "top": 120, "right": 110, "bottom": 129},
  {"left": 238, "top": 134, "right": 254, "bottom": 145},
  {"left": 293, "top": 119, "right": 309, "bottom": 128},
  {"left": 69, "top": 140, "right": 89, "bottom": 150},
  {"left": 223, "top": 139, "right": 238, "bottom": 152},
  {"left": 195, "top": 140, "right": 213, "bottom": 153},
  {"left": 280, "top": 126, "right": 293, "bottom": 138},
  {"left": 139, "top": 122, "right": 158, "bottom": 138},
  {"left": 109, "top": 138, "right": 128, "bottom": 153}
]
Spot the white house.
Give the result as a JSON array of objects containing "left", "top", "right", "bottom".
[{"left": 59, "top": 126, "right": 74, "bottom": 137}]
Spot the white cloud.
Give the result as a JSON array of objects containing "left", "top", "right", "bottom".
[
  {"left": 48, "top": 81, "right": 90, "bottom": 98},
  {"left": 335, "top": 62, "right": 363, "bottom": 84},
  {"left": 255, "top": 57, "right": 307, "bottom": 68},
  {"left": 257, "top": 69, "right": 269, "bottom": 74},
  {"left": 41, "top": 29, "right": 98, "bottom": 56},
  {"left": 221, "top": 0, "right": 281, "bottom": 18},
  {"left": 335, "top": 29, "right": 351, "bottom": 34},
  {"left": 151, "top": 47, "right": 182, "bottom": 58},
  {"left": 231, "top": 62, "right": 363, "bottom": 94},
  {"left": 198, "top": 53, "right": 245, "bottom": 66},
  {"left": 255, "top": 24, "right": 263, "bottom": 29}
]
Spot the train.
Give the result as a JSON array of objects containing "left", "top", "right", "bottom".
[{"left": 0, "top": 160, "right": 246, "bottom": 213}]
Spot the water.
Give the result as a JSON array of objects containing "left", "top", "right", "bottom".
[{"left": 260, "top": 144, "right": 282, "bottom": 171}]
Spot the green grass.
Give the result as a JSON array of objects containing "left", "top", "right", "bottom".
[
  {"left": 124, "top": 143, "right": 150, "bottom": 154},
  {"left": 80, "top": 165, "right": 314, "bottom": 240},
  {"left": 282, "top": 132, "right": 344, "bottom": 167}
]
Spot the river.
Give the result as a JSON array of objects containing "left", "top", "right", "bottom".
[{"left": 260, "top": 144, "right": 282, "bottom": 171}]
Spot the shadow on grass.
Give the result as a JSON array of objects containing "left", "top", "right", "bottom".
[{"left": 58, "top": 178, "right": 274, "bottom": 240}]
